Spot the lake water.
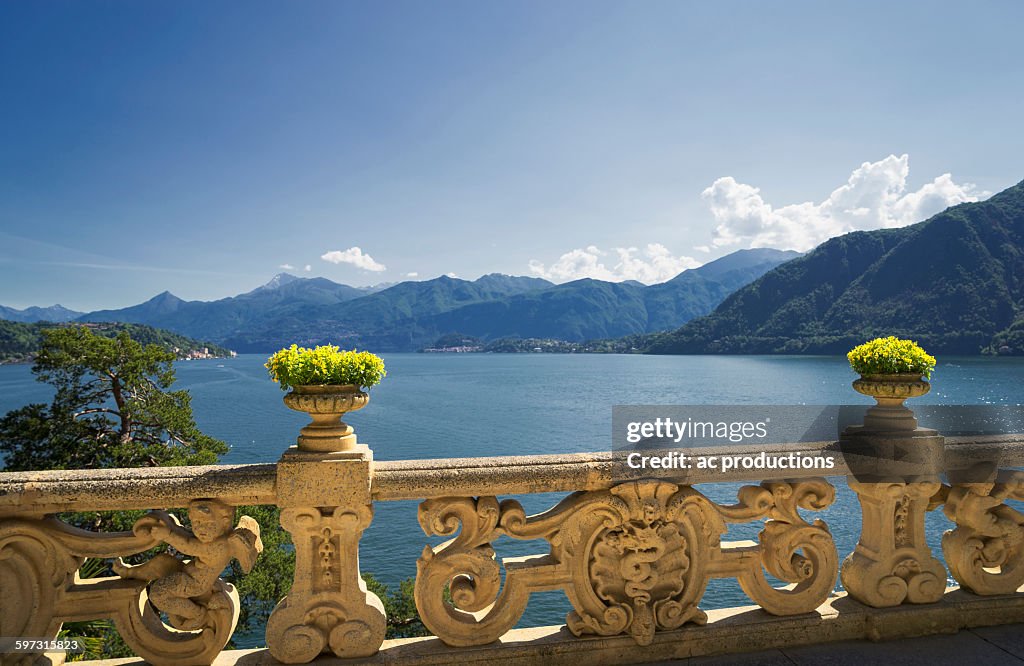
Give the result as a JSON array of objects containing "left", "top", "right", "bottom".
[{"left": 2, "top": 353, "right": 1023, "bottom": 640}]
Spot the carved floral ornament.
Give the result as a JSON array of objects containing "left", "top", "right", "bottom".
[
  {"left": 0, "top": 499, "right": 262, "bottom": 666},
  {"left": 415, "top": 478, "right": 839, "bottom": 647}
]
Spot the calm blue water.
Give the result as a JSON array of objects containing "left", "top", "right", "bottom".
[{"left": 2, "top": 353, "right": 1023, "bottom": 640}]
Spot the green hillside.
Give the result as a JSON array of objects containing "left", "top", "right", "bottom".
[
  {"left": 422, "top": 252, "right": 798, "bottom": 343},
  {"left": 648, "top": 179, "right": 1024, "bottom": 355},
  {"left": 0, "top": 321, "right": 232, "bottom": 364},
  {"left": 221, "top": 274, "right": 555, "bottom": 351}
]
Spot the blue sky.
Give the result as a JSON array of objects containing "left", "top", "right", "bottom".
[{"left": 2, "top": 1, "right": 1022, "bottom": 310}]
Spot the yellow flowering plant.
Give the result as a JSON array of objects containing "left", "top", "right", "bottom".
[
  {"left": 847, "top": 336, "right": 936, "bottom": 379},
  {"left": 265, "top": 344, "right": 386, "bottom": 391}
]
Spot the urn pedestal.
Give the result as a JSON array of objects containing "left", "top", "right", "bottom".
[{"left": 283, "top": 384, "right": 368, "bottom": 453}]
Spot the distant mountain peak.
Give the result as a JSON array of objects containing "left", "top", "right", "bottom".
[
  {"left": 260, "top": 273, "right": 301, "bottom": 291},
  {"left": 670, "top": 248, "right": 802, "bottom": 283},
  {"left": 132, "top": 291, "right": 186, "bottom": 314},
  {"left": 473, "top": 273, "right": 554, "bottom": 289}
]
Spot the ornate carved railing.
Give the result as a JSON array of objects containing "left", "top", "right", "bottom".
[{"left": 2, "top": 423, "right": 1024, "bottom": 664}]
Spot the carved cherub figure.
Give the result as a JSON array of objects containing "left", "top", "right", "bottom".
[{"left": 115, "top": 499, "right": 263, "bottom": 630}]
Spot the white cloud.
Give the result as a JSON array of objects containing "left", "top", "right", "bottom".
[
  {"left": 529, "top": 243, "right": 700, "bottom": 284},
  {"left": 704, "top": 154, "right": 986, "bottom": 252},
  {"left": 320, "top": 247, "right": 387, "bottom": 272},
  {"left": 405, "top": 272, "right": 419, "bottom": 278},
  {"left": 279, "top": 263, "right": 295, "bottom": 270},
  {"left": 304, "top": 265, "right": 312, "bottom": 272},
  {"left": 693, "top": 245, "right": 711, "bottom": 253},
  {"left": 445, "top": 272, "right": 459, "bottom": 278}
]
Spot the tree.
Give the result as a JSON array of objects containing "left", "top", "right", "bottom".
[
  {"left": 0, "top": 326, "right": 424, "bottom": 659},
  {"left": 0, "top": 326, "right": 226, "bottom": 470},
  {"left": 0, "top": 327, "right": 234, "bottom": 658}
]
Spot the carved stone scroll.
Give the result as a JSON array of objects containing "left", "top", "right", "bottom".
[
  {"left": 732, "top": 480, "right": 839, "bottom": 616},
  {"left": 0, "top": 500, "right": 261, "bottom": 666},
  {"left": 943, "top": 471, "right": 1024, "bottom": 595},
  {"left": 416, "top": 478, "right": 837, "bottom": 647}
]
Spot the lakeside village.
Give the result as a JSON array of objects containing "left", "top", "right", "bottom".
[
  {"left": 173, "top": 346, "right": 238, "bottom": 361},
  {"left": 419, "top": 333, "right": 641, "bottom": 354}
]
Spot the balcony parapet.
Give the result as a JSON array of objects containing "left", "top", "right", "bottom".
[{"left": 2, "top": 433, "right": 1024, "bottom": 665}]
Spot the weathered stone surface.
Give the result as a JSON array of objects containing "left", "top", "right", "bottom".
[
  {"left": 943, "top": 470, "right": 1024, "bottom": 595},
  {"left": 283, "top": 385, "right": 368, "bottom": 453},
  {"left": 415, "top": 479, "right": 837, "bottom": 648},
  {"left": 73, "top": 591, "right": 1024, "bottom": 666},
  {"left": 840, "top": 375, "right": 948, "bottom": 608},
  {"left": 0, "top": 504, "right": 262, "bottom": 666},
  {"left": 115, "top": 500, "right": 263, "bottom": 632},
  {"left": 841, "top": 478, "right": 947, "bottom": 607},
  {"left": 266, "top": 445, "right": 386, "bottom": 663},
  {"left": 4, "top": 387, "right": 1024, "bottom": 666},
  {"left": 1, "top": 436, "right": 1022, "bottom": 513},
  {"left": 851, "top": 373, "right": 931, "bottom": 432},
  {"left": 277, "top": 446, "right": 372, "bottom": 509},
  {"left": 0, "top": 464, "right": 277, "bottom": 514}
]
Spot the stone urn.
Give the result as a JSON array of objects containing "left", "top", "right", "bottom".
[
  {"left": 852, "top": 373, "right": 930, "bottom": 432},
  {"left": 283, "top": 384, "right": 369, "bottom": 452}
]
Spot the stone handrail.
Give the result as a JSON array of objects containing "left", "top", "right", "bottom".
[
  {"left": 3, "top": 434, "right": 1022, "bottom": 510},
  {"left": 3, "top": 406, "right": 1024, "bottom": 664}
]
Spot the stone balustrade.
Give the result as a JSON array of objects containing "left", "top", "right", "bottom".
[{"left": 3, "top": 424, "right": 1024, "bottom": 665}]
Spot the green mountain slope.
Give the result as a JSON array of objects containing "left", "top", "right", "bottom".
[
  {"left": 422, "top": 249, "right": 799, "bottom": 343},
  {"left": 648, "top": 179, "right": 1024, "bottom": 355},
  {"left": 224, "top": 251, "right": 796, "bottom": 350},
  {"left": 223, "top": 274, "right": 556, "bottom": 351},
  {"left": 62, "top": 249, "right": 797, "bottom": 352},
  {"left": 0, "top": 320, "right": 231, "bottom": 364}
]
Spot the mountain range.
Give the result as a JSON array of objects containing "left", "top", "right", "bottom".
[
  {"left": 648, "top": 179, "right": 1024, "bottom": 355},
  {"left": 7, "top": 176, "right": 1024, "bottom": 357},
  {"left": 0, "top": 304, "right": 82, "bottom": 323},
  {"left": 2, "top": 248, "right": 798, "bottom": 352}
]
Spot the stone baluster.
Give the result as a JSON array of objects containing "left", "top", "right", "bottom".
[
  {"left": 840, "top": 374, "right": 947, "bottom": 607},
  {"left": 265, "top": 400, "right": 386, "bottom": 663}
]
